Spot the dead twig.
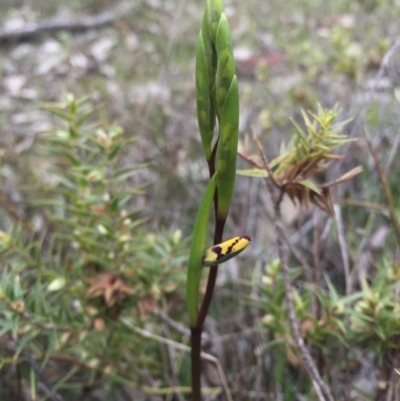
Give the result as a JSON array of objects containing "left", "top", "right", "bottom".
[
  {"left": 158, "top": 310, "right": 211, "bottom": 345},
  {"left": 160, "top": 324, "right": 186, "bottom": 401},
  {"left": 312, "top": 211, "right": 325, "bottom": 375},
  {"left": 252, "top": 128, "right": 281, "bottom": 190},
  {"left": 334, "top": 204, "right": 351, "bottom": 295},
  {"left": 365, "top": 129, "right": 400, "bottom": 245},
  {"left": 0, "top": 3, "right": 139, "bottom": 44},
  {"left": 312, "top": 211, "right": 322, "bottom": 315}
]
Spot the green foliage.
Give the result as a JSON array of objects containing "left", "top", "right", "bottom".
[
  {"left": 239, "top": 105, "right": 354, "bottom": 180},
  {"left": 186, "top": 173, "right": 217, "bottom": 326},
  {"left": 40, "top": 96, "right": 146, "bottom": 267},
  {"left": 252, "top": 254, "right": 400, "bottom": 395},
  {"left": 329, "top": 26, "right": 364, "bottom": 80},
  {"left": 0, "top": 95, "right": 188, "bottom": 398},
  {"left": 271, "top": 104, "right": 354, "bottom": 178},
  {"left": 347, "top": 258, "right": 400, "bottom": 355},
  {"left": 238, "top": 104, "right": 361, "bottom": 216},
  {"left": 196, "top": 31, "right": 215, "bottom": 160}
]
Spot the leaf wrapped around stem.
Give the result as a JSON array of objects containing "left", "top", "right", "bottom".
[
  {"left": 207, "top": 0, "right": 224, "bottom": 44},
  {"left": 215, "top": 13, "right": 236, "bottom": 112},
  {"left": 186, "top": 174, "right": 217, "bottom": 327},
  {"left": 195, "top": 8, "right": 216, "bottom": 161},
  {"left": 215, "top": 75, "right": 239, "bottom": 220}
]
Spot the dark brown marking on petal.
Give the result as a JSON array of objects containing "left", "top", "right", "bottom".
[
  {"left": 227, "top": 237, "right": 240, "bottom": 254},
  {"left": 212, "top": 245, "right": 223, "bottom": 259}
]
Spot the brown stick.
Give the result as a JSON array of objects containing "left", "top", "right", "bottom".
[
  {"left": 0, "top": 3, "right": 138, "bottom": 44},
  {"left": 365, "top": 131, "right": 400, "bottom": 245}
]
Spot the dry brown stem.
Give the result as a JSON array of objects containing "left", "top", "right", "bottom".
[
  {"left": 365, "top": 128, "right": 400, "bottom": 245},
  {"left": 0, "top": 3, "right": 138, "bottom": 44}
]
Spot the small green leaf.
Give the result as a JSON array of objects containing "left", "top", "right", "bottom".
[
  {"left": 196, "top": 31, "right": 215, "bottom": 160},
  {"left": 207, "top": 0, "right": 224, "bottom": 44},
  {"left": 108, "top": 144, "right": 121, "bottom": 161},
  {"left": 216, "top": 76, "right": 239, "bottom": 220},
  {"left": 41, "top": 106, "right": 71, "bottom": 122},
  {"left": 215, "top": 13, "right": 235, "bottom": 110},
  {"left": 236, "top": 169, "right": 268, "bottom": 178},
  {"left": 75, "top": 109, "right": 93, "bottom": 127},
  {"left": 299, "top": 180, "right": 321, "bottom": 194}
]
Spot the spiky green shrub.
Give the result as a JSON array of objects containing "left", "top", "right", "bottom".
[{"left": 0, "top": 95, "right": 189, "bottom": 400}]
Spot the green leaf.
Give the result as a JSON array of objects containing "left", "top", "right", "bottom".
[
  {"left": 216, "top": 76, "right": 239, "bottom": 219},
  {"left": 114, "top": 168, "right": 141, "bottom": 182},
  {"left": 324, "top": 274, "right": 338, "bottom": 304},
  {"left": 14, "top": 329, "right": 40, "bottom": 360},
  {"left": 186, "top": 174, "right": 217, "bottom": 327},
  {"left": 75, "top": 109, "right": 93, "bottom": 127},
  {"left": 108, "top": 143, "right": 121, "bottom": 161},
  {"left": 41, "top": 106, "right": 71, "bottom": 122},
  {"left": 207, "top": 0, "right": 224, "bottom": 44},
  {"left": 299, "top": 180, "right": 321, "bottom": 194},
  {"left": 201, "top": 2, "right": 216, "bottom": 78},
  {"left": 196, "top": 31, "right": 215, "bottom": 160},
  {"left": 236, "top": 169, "right": 268, "bottom": 178},
  {"left": 0, "top": 320, "right": 13, "bottom": 338},
  {"left": 215, "top": 13, "right": 235, "bottom": 111}
]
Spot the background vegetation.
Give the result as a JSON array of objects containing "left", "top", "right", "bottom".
[{"left": 1, "top": 0, "right": 400, "bottom": 400}]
